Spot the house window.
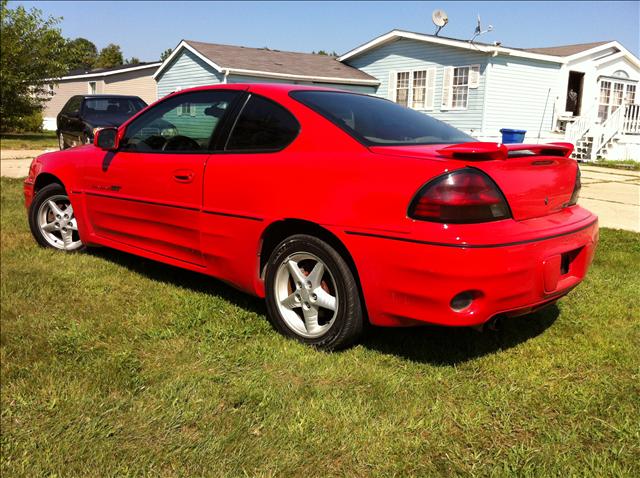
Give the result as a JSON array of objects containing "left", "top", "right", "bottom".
[
  {"left": 391, "top": 70, "right": 435, "bottom": 110},
  {"left": 178, "top": 103, "right": 197, "bottom": 117},
  {"left": 412, "top": 71, "right": 427, "bottom": 109},
  {"left": 88, "top": 81, "right": 96, "bottom": 94},
  {"left": 396, "top": 72, "right": 410, "bottom": 107},
  {"left": 441, "top": 65, "right": 480, "bottom": 110},
  {"left": 452, "top": 67, "right": 470, "bottom": 109},
  {"left": 598, "top": 81, "right": 611, "bottom": 121},
  {"left": 612, "top": 83, "right": 624, "bottom": 112},
  {"left": 625, "top": 84, "right": 636, "bottom": 105}
]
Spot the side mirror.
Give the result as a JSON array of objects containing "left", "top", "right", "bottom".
[{"left": 94, "top": 127, "right": 119, "bottom": 151}]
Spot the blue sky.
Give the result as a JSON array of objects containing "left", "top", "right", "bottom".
[{"left": 16, "top": 1, "right": 640, "bottom": 60}]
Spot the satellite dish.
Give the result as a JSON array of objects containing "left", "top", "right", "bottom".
[
  {"left": 470, "top": 13, "right": 494, "bottom": 44},
  {"left": 432, "top": 9, "right": 449, "bottom": 35}
]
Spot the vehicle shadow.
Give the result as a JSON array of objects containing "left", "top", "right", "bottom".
[
  {"left": 360, "top": 305, "right": 559, "bottom": 365},
  {"left": 87, "top": 247, "right": 558, "bottom": 365},
  {"left": 87, "top": 248, "right": 266, "bottom": 316}
]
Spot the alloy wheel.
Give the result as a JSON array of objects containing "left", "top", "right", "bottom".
[
  {"left": 36, "top": 194, "right": 83, "bottom": 251},
  {"left": 274, "top": 252, "right": 339, "bottom": 338}
]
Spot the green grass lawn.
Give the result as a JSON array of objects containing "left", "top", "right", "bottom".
[
  {"left": 591, "top": 159, "right": 640, "bottom": 171},
  {"left": 1, "top": 177, "right": 639, "bottom": 476},
  {"left": 0, "top": 131, "right": 58, "bottom": 150}
]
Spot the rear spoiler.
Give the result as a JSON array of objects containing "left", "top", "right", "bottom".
[{"left": 437, "top": 142, "right": 574, "bottom": 160}]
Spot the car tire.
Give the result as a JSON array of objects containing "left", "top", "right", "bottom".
[
  {"left": 58, "top": 133, "right": 66, "bottom": 150},
  {"left": 265, "top": 234, "right": 363, "bottom": 350},
  {"left": 28, "top": 183, "right": 84, "bottom": 252}
]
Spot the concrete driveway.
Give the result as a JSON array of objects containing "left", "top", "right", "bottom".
[{"left": 2, "top": 149, "right": 638, "bottom": 232}]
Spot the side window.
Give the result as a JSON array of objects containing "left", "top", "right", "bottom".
[
  {"left": 63, "top": 97, "right": 82, "bottom": 115},
  {"left": 120, "top": 90, "right": 239, "bottom": 153},
  {"left": 225, "top": 95, "right": 299, "bottom": 152}
]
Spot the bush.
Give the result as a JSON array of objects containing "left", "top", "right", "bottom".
[{"left": 2, "top": 110, "right": 43, "bottom": 133}]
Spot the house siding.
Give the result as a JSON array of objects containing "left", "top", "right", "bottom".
[
  {"left": 102, "top": 69, "right": 157, "bottom": 105},
  {"left": 41, "top": 67, "right": 158, "bottom": 130},
  {"left": 156, "top": 49, "right": 224, "bottom": 99},
  {"left": 345, "top": 38, "right": 489, "bottom": 132},
  {"left": 43, "top": 80, "right": 94, "bottom": 119},
  {"left": 483, "top": 56, "right": 561, "bottom": 140}
]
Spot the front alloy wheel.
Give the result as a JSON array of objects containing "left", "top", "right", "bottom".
[
  {"left": 265, "top": 234, "right": 363, "bottom": 350},
  {"left": 29, "top": 183, "right": 83, "bottom": 251}
]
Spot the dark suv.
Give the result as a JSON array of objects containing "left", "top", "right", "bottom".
[{"left": 57, "top": 95, "right": 147, "bottom": 149}]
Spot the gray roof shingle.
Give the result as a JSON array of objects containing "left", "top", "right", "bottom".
[
  {"left": 520, "top": 41, "right": 612, "bottom": 57},
  {"left": 184, "top": 40, "right": 377, "bottom": 82}
]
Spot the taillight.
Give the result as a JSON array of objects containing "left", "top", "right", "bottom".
[
  {"left": 568, "top": 166, "right": 581, "bottom": 206},
  {"left": 408, "top": 168, "right": 511, "bottom": 223}
]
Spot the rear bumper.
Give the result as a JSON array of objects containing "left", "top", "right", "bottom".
[{"left": 341, "top": 213, "right": 598, "bottom": 327}]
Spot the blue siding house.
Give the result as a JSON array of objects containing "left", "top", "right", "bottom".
[
  {"left": 340, "top": 30, "right": 565, "bottom": 141},
  {"left": 154, "top": 33, "right": 640, "bottom": 159},
  {"left": 154, "top": 40, "right": 378, "bottom": 99}
]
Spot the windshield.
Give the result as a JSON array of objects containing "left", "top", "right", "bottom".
[
  {"left": 82, "top": 98, "right": 146, "bottom": 119},
  {"left": 290, "top": 90, "right": 474, "bottom": 146}
]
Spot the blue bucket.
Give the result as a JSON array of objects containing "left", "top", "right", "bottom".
[{"left": 499, "top": 128, "right": 527, "bottom": 144}]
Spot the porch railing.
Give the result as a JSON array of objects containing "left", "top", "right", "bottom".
[
  {"left": 623, "top": 104, "right": 640, "bottom": 134},
  {"left": 565, "top": 109, "right": 594, "bottom": 145},
  {"left": 591, "top": 106, "right": 626, "bottom": 160}
]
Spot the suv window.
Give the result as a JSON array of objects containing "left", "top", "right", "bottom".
[
  {"left": 225, "top": 95, "right": 299, "bottom": 152},
  {"left": 82, "top": 98, "right": 145, "bottom": 116},
  {"left": 63, "top": 96, "right": 82, "bottom": 115},
  {"left": 120, "top": 90, "right": 239, "bottom": 153}
]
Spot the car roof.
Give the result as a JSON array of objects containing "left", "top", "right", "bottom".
[{"left": 167, "top": 82, "right": 357, "bottom": 97}]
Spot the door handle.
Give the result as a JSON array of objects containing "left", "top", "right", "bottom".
[{"left": 173, "top": 169, "right": 195, "bottom": 183}]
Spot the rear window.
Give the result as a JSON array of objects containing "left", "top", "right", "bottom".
[
  {"left": 82, "top": 98, "right": 146, "bottom": 116},
  {"left": 290, "top": 90, "right": 474, "bottom": 146}
]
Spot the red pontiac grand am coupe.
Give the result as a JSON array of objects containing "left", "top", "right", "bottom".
[{"left": 25, "top": 84, "right": 598, "bottom": 350}]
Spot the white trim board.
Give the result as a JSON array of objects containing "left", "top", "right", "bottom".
[
  {"left": 50, "top": 62, "right": 162, "bottom": 81},
  {"left": 338, "top": 30, "right": 566, "bottom": 64}
]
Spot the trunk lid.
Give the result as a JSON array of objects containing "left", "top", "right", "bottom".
[{"left": 369, "top": 142, "right": 578, "bottom": 221}]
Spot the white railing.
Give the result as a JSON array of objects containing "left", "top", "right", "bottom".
[
  {"left": 565, "top": 111, "right": 595, "bottom": 145},
  {"left": 591, "top": 106, "right": 626, "bottom": 160},
  {"left": 623, "top": 104, "right": 640, "bottom": 134}
]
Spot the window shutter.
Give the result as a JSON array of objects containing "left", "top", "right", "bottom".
[
  {"left": 177, "top": 104, "right": 183, "bottom": 117},
  {"left": 190, "top": 103, "right": 197, "bottom": 116},
  {"left": 426, "top": 68, "right": 436, "bottom": 109},
  {"left": 469, "top": 65, "right": 481, "bottom": 89},
  {"left": 441, "top": 66, "right": 453, "bottom": 110},
  {"left": 388, "top": 70, "right": 397, "bottom": 102}
]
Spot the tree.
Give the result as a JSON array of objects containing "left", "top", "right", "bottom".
[
  {"left": 0, "top": 0, "right": 69, "bottom": 131},
  {"left": 160, "top": 48, "right": 173, "bottom": 62},
  {"left": 125, "top": 57, "right": 140, "bottom": 65},
  {"left": 312, "top": 50, "right": 338, "bottom": 57},
  {"left": 66, "top": 37, "right": 98, "bottom": 70},
  {"left": 96, "top": 43, "right": 123, "bottom": 68}
]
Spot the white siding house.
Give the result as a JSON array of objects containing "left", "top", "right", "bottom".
[{"left": 339, "top": 30, "right": 640, "bottom": 160}]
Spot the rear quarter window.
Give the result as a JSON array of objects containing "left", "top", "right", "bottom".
[{"left": 225, "top": 95, "right": 299, "bottom": 152}]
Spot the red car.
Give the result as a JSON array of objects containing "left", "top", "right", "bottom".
[{"left": 24, "top": 84, "right": 598, "bottom": 350}]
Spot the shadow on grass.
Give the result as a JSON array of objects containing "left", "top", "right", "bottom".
[
  {"left": 89, "top": 247, "right": 558, "bottom": 365},
  {"left": 361, "top": 306, "right": 559, "bottom": 365},
  {"left": 87, "top": 247, "right": 266, "bottom": 316}
]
